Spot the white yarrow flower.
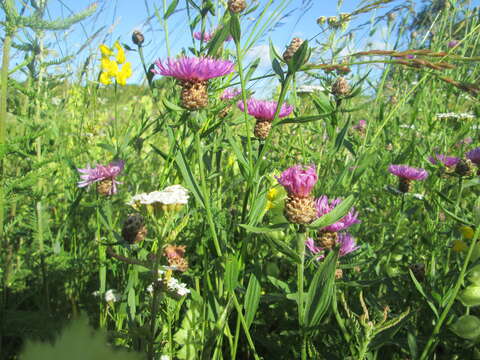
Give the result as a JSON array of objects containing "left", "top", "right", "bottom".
[
  {"left": 104, "top": 289, "right": 121, "bottom": 303},
  {"left": 436, "top": 112, "right": 475, "bottom": 120},
  {"left": 128, "top": 185, "right": 189, "bottom": 206},
  {"left": 166, "top": 277, "right": 190, "bottom": 297},
  {"left": 160, "top": 355, "right": 171, "bottom": 360}
]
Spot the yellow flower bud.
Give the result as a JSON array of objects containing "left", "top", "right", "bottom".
[
  {"left": 99, "top": 72, "right": 112, "bottom": 85},
  {"left": 459, "top": 225, "right": 475, "bottom": 240},
  {"left": 99, "top": 44, "right": 113, "bottom": 57},
  {"left": 453, "top": 239, "right": 468, "bottom": 253},
  {"left": 116, "top": 46, "right": 126, "bottom": 64},
  {"left": 267, "top": 187, "right": 279, "bottom": 201}
]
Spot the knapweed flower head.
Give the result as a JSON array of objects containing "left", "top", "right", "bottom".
[
  {"left": 152, "top": 56, "right": 234, "bottom": 110},
  {"left": 467, "top": 147, "right": 480, "bottom": 165},
  {"left": 99, "top": 41, "right": 132, "bottom": 86},
  {"left": 388, "top": 165, "right": 428, "bottom": 180},
  {"left": 237, "top": 98, "right": 293, "bottom": 121},
  {"left": 315, "top": 195, "right": 360, "bottom": 232},
  {"left": 428, "top": 154, "right": 460, "bottom": 167},
  {"left": 77, "top": 160, "right": 124, "bottom": 195},
  {"left": 277, "top": 165, "right": 317, "bottom": 198},
  {"left": 306, "top": 233, "right": 359, "bottom": 260},
  {"left": 193, "top": 29, "right": 233, "bottom": 42},
  {"left": 220, "top": 88, "right": 241, "bottom": 100},
  {"left": 152, "top": 56, "right": 234, "bottom": 81},
  {"left": 164, "top": 244, "right": 189, "bottom": 272}
]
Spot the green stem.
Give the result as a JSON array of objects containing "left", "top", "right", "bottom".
[
  {"left": 232, "top": 293, "right": 261, "bottom": 360},
  {"left": 419, "top": 225, "right": 480, "bottom": 360},
  {"left": 163, "top": 0, "right": 171, "bottom": 58},
  {"left": 296, "top": 230, "right": 306, "bottom": 360}
]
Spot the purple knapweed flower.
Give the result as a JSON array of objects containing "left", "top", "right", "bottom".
[
  {"left": 306, "top": 233, "right": 359, "bottom": 260},
  {"left": 152, "top": 57, "right": 234, "bottom": 81},
  {"left": 193, "top": 29, "right": 233, "bottom": 42},
  {"left": 467, "top": 147, "right": 480, "bottom": 165},
  {"left": 338, "top": 233, "right": 360, "bottom": 256},
  {"left": 388, "top": 165, "right": 428, "bottom": 180},
  {"left": 220, "top": 88, "right": 241, "bottom": 100},
  {"left": 428, "top": 154, "right": 460, "bottom": 167},
  {"left": 315, "top": 195, "right": 360, "bottom": 232},
  {"left": 448, "top": 40, "right": 459, "bottom": 48},
  {"left": 77, "top": 160, "right": 124, "bottom": 195},
  {"left": 352, "top": 119, "right": 366, "bottom": 132},
  {"left": 237, "top": 98, "right": 293, "bottom": 121},
  {"left": 277, "top": 165, "right": 317, "bottom": 198}
]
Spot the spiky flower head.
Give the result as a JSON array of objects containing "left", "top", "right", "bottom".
[
  {"left": 77, "top": 160, "right": 124, "bottom": 196},
  {"left": 228, "top": 0, "right": 247, "bottom": 13},
  {"left": 332, "top": 76, "right": 350, "bottom": 97},
  {"left": 122, "top": 214, "right": 147, "bottom": 244},
  {"left": 389, "top": 165, "right": 428, "bottom": 193},
  {"left": 193, "top": 29, "right": 233, "bottom": 42},
  {"left": 283, "top": 37, "right": 304, "bottom": 62},
  {"left": 428, "top": 154, "right": 460, "bottom": 168},
  {"left": 237, "top": 98, "right": 293, "bottom": 121},
  {"left": 306, "top": 233, "right": 359, "bottom": 260},
  {"left": 467, "top": 147, "right": 480, "bottom": 165},
  {"left": 152, "top": 57, "right": 234, "bottom": 81},
  {"left": 277, "top": 165, "right": 317, "bottom": 198},
  {"left": 220, "top": 88, "right": 241, "bottom": 100},
  {"left": 164, "top": 244, "right": 188, "bottom": 272},
  {"left": 315, "top": 195, "right": 360, "bottom": 232},
  {"left": 388, "top": 165, "right": 428, "bottom": 180}
]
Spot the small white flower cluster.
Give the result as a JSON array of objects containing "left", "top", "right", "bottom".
[
  {"left": 399, "top": 124, "right": 416, "bottom": 129},
  {"left": 166, "top": 277, "right": 191, "bottom": 296},
  {"left": 128, "top": 185, "right": 189, "bottom": 206},
  {"left": 436, "top": 112, "right": 476, "bottom": 120},
  {"left": 146, "top": 269, "right": 190, "bottom": 297},
  {"left": 93, "top": 289, "right": 121, "bottom": 302}
]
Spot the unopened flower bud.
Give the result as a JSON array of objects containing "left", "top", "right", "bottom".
[
  {"left": 228, "top": 0, "right": 247, "bottom": 13},
  {"left": 283, "top": 37, "right": 304, "bottom": 62},
  {"left": 132, "top": 30, "right": 145, "bottom": 46}
]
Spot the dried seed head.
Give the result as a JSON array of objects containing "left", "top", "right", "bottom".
[
  {"left": 180, "top": 80, "right": 209, "bottom": 110},
  {"left": 219, "top": 104, "right": 231, "bottom": 118},
  {"left": 97, "top": 179, "right": 114, "bottom": 196},
  {"left": 332, "top": 77, "right": 350, "bottom": 97},
  {"left": 284, "top": 195, "right": 317, "bottom": 224},
  {"left": 228, "top": 0, "right": 247, "bottom": 13},
  {"left": 132, "top": 30, "right": 145, "bottom": 46},
  {"left": 254, "top": 119, "right": 272, "bottom": 140},
  {"left": 283, "top": 37, "right": 304, "bottom": 62},
  {"left": 164, "top": 245, "right": 189, "bottom": 272},
  {"left": 398, "top": 177, "right": 411, "bottom": 193},
  {"left": 122, "top": 214, "right": 147, "bottom": 244},
  {"left": 455, "top": 159, "right": 473, "bottom": 177}
]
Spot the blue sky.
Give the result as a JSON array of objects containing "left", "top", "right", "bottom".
[{"left": 6, "top": 0, "right": 480, "bottom": 94}]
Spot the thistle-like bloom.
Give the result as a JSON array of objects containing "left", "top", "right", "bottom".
[
  {"left": 306, "top": 233, "right": 359, "bottom": 260},
  {"left": 193, "top": 29, "right": 233, "bottom": 42},
  {"left": 152, "top": 57, "right": 234, "bottom": 110},
  {"left": 237, "top": 98, "right": 293, "bottom": 121},
  {"left": 467, "top": 147, "right": 480, "bottom": 165},
  {"left": 237, "top": 98, "right": 293, "bottom": 139},
  {"left": 152, "top": 57, "right": 234, "bottom": 81},
  {"left": 277, "top": 165, "right": 318, "bottom": 224},
  {"left": 428, "top": 154, "right": 460, "bottom": 167},
  {"left": 388, "top": 165, "right": 428, "bottom": 180},
  {"left": 220, "top": 88, "right": 241, "bottom": 100},
  {"left": 315, "top": 195, "right": 360, "bottom": 232},
  {"left": 277, "top": 165, "right": 317, "bottom": 198},
  {"left": 77, "top": 160, "right": 124, "bottom": 195}
]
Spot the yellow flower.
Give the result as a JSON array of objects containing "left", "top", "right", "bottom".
[
  {"left": 265, "top": 200, "right": 273, "bottom": 211},
  {"left": 99, "top": 72, "right": 112, "bottom": 85},
  {"left": 453, "top": 239, "right": 468, "bottom": 253},
  {"left": 459, "top": 225, "right": 475, "bottom": 240},
  {"left": 116, "top": 45, "right": 126, "bottom": 64},
  {"left": 101, "top": 56, "right": 118, "bottom": 76},
  {"left": 115, "top": 62, "right": 132, "bottom": 86},
  {"left": 99, "top": 44, "right": 113, "bottom": 57},
  {"left": 267, "top": 187, "right": 279, "bottom": 201}
]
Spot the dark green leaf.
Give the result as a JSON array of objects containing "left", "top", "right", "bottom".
[{"left": 308, "top": 195, "right": 355, "bottom": 229}]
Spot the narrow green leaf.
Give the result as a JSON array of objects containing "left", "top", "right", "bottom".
[
  {"left": 408, "top": 269, "right": 439, "bottom": 318},
  {"left": 240, "top": 223, "right": 289, "bottom": 234},
  {"left": 308, "top": 195, "right": 355, "bottom": 229},
  {"left": 288, "top": 40, "right": 309, "bottom": 73},
  {"left": 207, "top": 25, "right": 229, "bottom": 56},
  {"left": 225, "top": 255, "right": 240, "bottom": 292},
  {"left": 163, "top": 97, "right": 184, "bottom": 112},
  {"left": 304, "top": 250, "right": 338, "bottom": 329},
  {"left": 335, "top": 118, "right": 351, "bottom": 151},
  {"left": 164, "top": 0, "right": 179, "bottom": 19},
  {"left": 244, "top": 273, "right": 261, "bottom": 328},
  {"left": 128, "top": 288, "right": 136, "bottom": 319},
  {"left": 265, "top": 234, "right": 301, "bottom": 264}
]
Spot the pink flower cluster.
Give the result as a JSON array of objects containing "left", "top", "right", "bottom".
[
  {"left": 276, "top": 165, "right": 317, "bottom": 198},
  {"left": 77, "top": 160, "right": 124, "bottom": 195},
  {"left": 306, "top": 233, "right": 359, "bottom": 260},
  {"left": 152, "top": 57, "right": 234, "bottom": 81},
  {"left": 388, "top": 165, "right": 428, "bottom": 180},
  {"left": 237, "top": 98, "right": 293, "bottom": 121}
]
